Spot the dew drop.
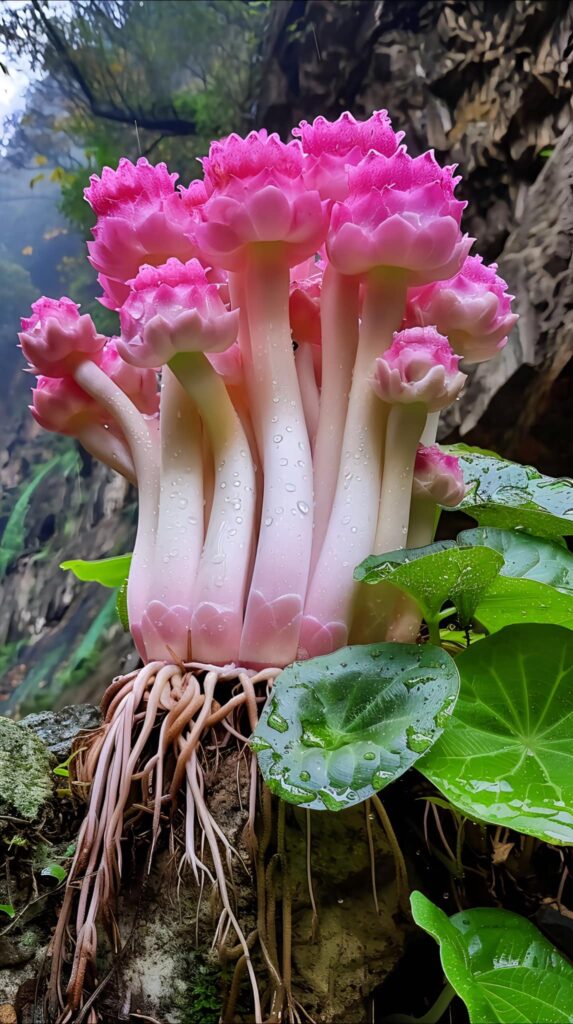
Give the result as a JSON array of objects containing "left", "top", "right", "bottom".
[{"left": 297, "top": 501, "right": 310, "bottom": 515}]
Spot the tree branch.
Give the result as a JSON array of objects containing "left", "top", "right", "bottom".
[{"left": 30, "top": 0, "right": 199, "bottom": 137}]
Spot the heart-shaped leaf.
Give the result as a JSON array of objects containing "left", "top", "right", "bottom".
[
  {"left": 475, "top": 578, "right": 573, "bottom": 634},
  {"left": 418, "top": 624, "right": 573, "bottom": 843},
  {"left": 252, "top": 643, "right": 459, "bottom": 811},
  {"left": 411, "top": 891, "right": 573, "bottom": 1023},
  {"left": 444, "top": 444, "right": 573, "bottom": 538},
  {"left": 458, "top": 527, "right": 573, "bottom": 592},
  {"left": 355, "top": 544, "right": 503, "bottom": 628},
  {"left": 60, "top": 554, "right": 132, "bottom": 588}
]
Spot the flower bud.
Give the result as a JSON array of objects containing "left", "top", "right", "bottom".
[
  {"left": 293, "top": 110, "right": 403, "bottom": 201},
  {"left": 412, "top": 445, "right": 467, "bottom": 506},
  {"left": 85, "top": 158, "right": 197, "bottom": 308},
  {"left": 328, "top": 148, "right": 472, "bottom": 282},
  {"left": 406, "top": 255, "right": 518, "bottom": 363},
  {"left": 370, "top": 326, "right": 466, "bottom": 411},
  {"left": 195, "top": 130, "right": 329, "bottom": 270},
  {"left": 30, "top": 375, "right": 99, "bottom": 435},
  {"left": 20, "top": 297, "right": 105, "bottom": 377},
  {"left": 118, "top": 258, "right": 239, "bottom": 367}
]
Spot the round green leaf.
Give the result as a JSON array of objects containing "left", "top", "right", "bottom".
[
  {"left": 476, "top": 578, "right": 573, "bottom": 633},
  {"left": 60, "top": 554, "right": 132, "bottom": 587},
  {"left": 252, "top": 643, "right": 459, "bottom": 811},
  {"left": 458, "top": 527, "right": 573, "bottom": 593},
  {"left": 444, "top": 444, "right": 573, "bottom": 537},
  {"left": 411, "top": 891, "right": 573, "bottom": 1024},
  {"left": 418, "top": 624, "right": 573, "bottom": 843},
  {"left": 355, "top": 544, "right": 503, "bottom": 627}
]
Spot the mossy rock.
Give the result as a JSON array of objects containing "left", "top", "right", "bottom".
[{"left": 0, "top": 717, "right": 53, "bottom": 823}]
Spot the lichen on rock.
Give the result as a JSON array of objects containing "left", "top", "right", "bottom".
[{"left": 0, "top": 716, "right": 53, "bottom": 823}]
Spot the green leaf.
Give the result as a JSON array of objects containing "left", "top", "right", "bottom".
[
  {"left": 252, "top": 643, "right": 459, "bottom": 811},
  {"left": 476, "top": 577, "right": 573, "bottom": 633},
  {"left": 458, "top": 527, "right": 573, "bottom": 592},
  {"left": 444, "top": 444, "right": 573, "bottom": 537},
  {"left": 410, "top": 891, "right": 573, "bottom": 1023},
  {"left": 41, "top": 863, "right": 67, "bottom": 883},
  {"left": 418, "top": 624, "right": 573, "bottom": 843},
  {"left": 0, "top": 903, "right": 15, "bottom": 919},
  {"left": 60, "top": 554, "right": 132, "bottom": 588},
  {"left": 355, "top": 543, "right": 503, "bottom": 627}
]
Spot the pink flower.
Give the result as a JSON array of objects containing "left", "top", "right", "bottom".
[
  {"left": 99, "top": 339, "right": 159, "bottom": 415},
  {"left": 84, "top": 157, "right": 178, "bottom": 217},
  {"left": 293, "top": 110, "right": 403, "bottom": 200},
  {"left": 118, "top": 258, "right": 239, "bottom": 367},
  {"left": 327, "top": 148, "right": 472, "bottom": 282},
  {"left": 30, "top": 375, "right": 99, "bottom": 435},
  {"left": 19, "top": 297, "right": 106, "bottom": 377},
  {"left": 405, "top": 255, "right": 518, "bottom": 363},
  {"left": 289, "top": 264, "right": 323, "bottom": 347},
  {"left": 202, "top": 130, "right": 303, "bottom": 192},
  {"left": 412, "top": 445, "right": 467, "bottom": 506},
  {"left": 370, "top": 326, "right": 466, "bottom": 411},
  {"left": 195, "top": 130, "right": 329, "bottom": 270},
  {"left": 85, "top": 159, "right": 198, "bottom": 308}
]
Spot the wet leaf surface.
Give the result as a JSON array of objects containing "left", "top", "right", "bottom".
[
  {"left": 444, "top": 445, "right": 573, "bottom": 538},
  {"left": 252, "top": 643, "right": 459, "bottom": 811},
  {"left": 355, "top": 544, "right": 503, "bottom": 627},
  {"left": 457, "top": 527, "right": 573, "bottom": 592},
  {"left": 418, "top": 624, "right": 573, "bottom": 843},
  {"left": 411, "top": 891, "right": 573, "bottom": 1023}
]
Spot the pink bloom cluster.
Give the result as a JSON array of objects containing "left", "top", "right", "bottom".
[{"left": 20, "top": 109, "right": 517, "bottom": 668}]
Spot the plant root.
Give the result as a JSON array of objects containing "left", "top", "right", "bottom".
[{"left": 46, "top": 660, "right": 280, "bottom": 1023}]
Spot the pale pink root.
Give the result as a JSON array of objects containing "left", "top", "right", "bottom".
[{"left": 48, "top": 659, "right": 280, "bottom": 1022}]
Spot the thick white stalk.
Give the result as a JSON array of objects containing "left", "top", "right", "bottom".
[
  {"left": 76, "top": 423, "right": 136, "bottom": 485},
  {"left": 310, "top": 265, "right": 359, "bottom": 571},
  {"left": 72, "top": 360, "right": 159, "bottom": 657},
  {"left": 149, "top": 369, "right": 204, "bottom": 650},
  {"left": 407, "top": 497, "right": 439, "bottom": 549},
  {"left": 170, "top": 351, "right": 256, "bottom": 664},
  {"left": 301, "top": 270, "right": 407, "bottom": 658},
  {"left": 295, "top": 342, "right": 320, "bottom": 450},
  {"left": 374, "top": 402, "right": 427, "bottom": 553},
  {"left": 420, "top": 410, "right": 440, "bottom": 446},
  {"left": 239, "top": 253, "right": 314, "bottom": 667}
]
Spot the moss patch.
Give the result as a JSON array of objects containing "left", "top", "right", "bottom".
[{"left": 0, "top": 717, "right": 53, "bottom": 822}]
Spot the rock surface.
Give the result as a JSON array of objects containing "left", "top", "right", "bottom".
[
  {"left": 22, "top": 703, "right": 102, "bottom": 761},
  {"left": 0, "top": 717, "right": 53, "bottom": 822}
]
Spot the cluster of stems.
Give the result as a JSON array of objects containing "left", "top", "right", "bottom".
[{"left": 20, "top": 113, "right": 515, "bottom": 670}]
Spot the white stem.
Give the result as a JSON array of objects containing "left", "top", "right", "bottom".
[
  {"left": 140, "top": 368, "right": 204, "bottom": 661},
  {"left": 295, "top": 343, "right": 320, "bottom": 450},
  {"left": 170, "top": 351, "right": 256, "bottom": 664},
  {"left": 76, "top": 423, "right": 136, "bottom": 485},
  {"left": 407, "top": 497, "right": 439, "bottom": 549},
  {"left": 301, "top": 270, "right": 407, "bottom": 658},
  {"left": 239, "top": 254, "right": 314, "bottom": 667},
  {"left": 310, "top": 265, "right": 359, "bottom": 571},
  {"left": 73, "top": 359, "right": 159, "bottom": 652},
  {"left": 420, "top": 410, "right": 440, "bottom": 447},
  {"left": 374, "top": 403, "right": 427, "bottom": 553}
]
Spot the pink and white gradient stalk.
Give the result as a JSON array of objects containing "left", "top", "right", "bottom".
[{"left": 20, "top": 110, "right": 517, "bottom": 671}]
